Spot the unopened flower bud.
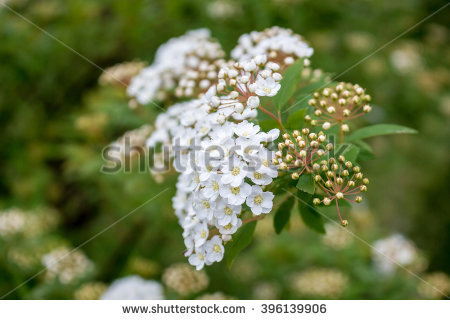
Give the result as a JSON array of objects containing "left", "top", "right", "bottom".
[
  {"left": 341, "top": 124, "right": 350, "bottom": 132},
  {"left": 336, "top": 192, "right": 344, "bottom": 199},
  {"left": 285, "top": 154, "right": 293, "bottom": 162},
  {"left": 314, "top": 110, "right": 322, "bottom": 117},
  {"left": 327, "top": 106, "right": 336, "bottom": 114},
  {"left": 279, "top": 163, "right": 287, "bottom": 170},
  {"left": 313, "top": 198, "right": 321, "bottom": 205},
  {"left": 323, "top": 198, "right": 331, "bottom": 206},
  {"left": 363, "top": 105, "right": 372, "bottom": 113},
  {"left": 338, "top": 155, "right": 345, "bottom": 162},
  {"left": 336, "top": 177, "right": 343, "bottom": 185},
  {"left": 363, "top": 178, "right": 369, "bottom": 185},
  {"left": 355, "top": 196, "right": 362, "bottom": 203},
  {"left": 302, "top": 128, "right": 310, "bottom": 135},
  {"left": 291, "top": 172, "right": 299, "bottom": 180},
  {"left": 353, "top": 166, "right": 360, "bottom": 173},
  {"left": 326, "top": 143, "right": 333, "bottom": 150},
  {"left": 341, "top": 220, "right": 348, "bottom": 227},
  {"left": 343, "top": 109, "right": 351, "bottom": 117}
]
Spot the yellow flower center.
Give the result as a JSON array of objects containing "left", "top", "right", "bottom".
[
  {"left": 264, "top": 87, "right": 271, "bottom": 94},
  {"left": 212, "top": 181, "right": 220, "bottom": 191},
  {"left": 231, "top": 166, "right": 240, "bottom": 176},
  {"left": 254, "top": 172, "right": 262, "bottom": 179},
  {"left": 262, "top": 160, "right": 269, "bottom": 167},
  {"left": 198, "top": 253, "right": 204, "bottom": 261},
  {"left": 202, "top": 200, "right": 210, "bottom": 209},
  {"left": 206, "top": 165, "right": 213, "bottom": 172},
  {"left": 231, "top": 187, "right": 240, "bottom": 195},
  {"left": 200, "top": 230, "right": 207, "bottom": 238},
  {"left": 224, "top": 206, "right": 233, "bottom": 215},
  {"left": 224, "top": 223, "right": 232, "bottom": 230},
  {"left": 213, "top": 244, "right": 221, "bottom": 253},
  {"left": 254, "top": 195, "right": 263, "bottom": 205}
]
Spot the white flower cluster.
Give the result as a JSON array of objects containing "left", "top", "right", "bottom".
[
  {"left": 173, "top": 121, "right": 279, "bottom": 270},
  {"left": 209, "top": 54, "right": 282, "bottom": 122},
  {"left": 143, "top": 55, "right": 284, "bottom": 270},
  {"left": 101, "top": 275, "right": 164, "bottom": 300},
  {"left": 42, "top": 247, "right": 93, "bottom": 284},
  {"left": 372, "top": 234, "right": 418, "bottom": 275},
  {"left": 231, "top": 26, "right": 314, "bottom": 64},
  {"left": 127, "top": 29, "right": 225, "bottom": 104}
]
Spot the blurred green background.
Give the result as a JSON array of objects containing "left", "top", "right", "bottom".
[{"left": 0, "top": 0, "right": 448, "bottom": 299}]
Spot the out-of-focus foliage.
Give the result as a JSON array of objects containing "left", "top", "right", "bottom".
[{"left": 0, "top": 0, "right": 448, "bottom": 299}]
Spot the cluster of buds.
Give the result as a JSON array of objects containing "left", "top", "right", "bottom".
[
  {"left": 305, "top": 82, "right": 372, "bottom": 132},
  {"left": 208, "top": 55, "right": 282, "bottom": 122},
  {"left": 175, "top": 42, "right": 226, "bottom": 98},
  {"left": 274, "top": 128, "right": 333, "bottom": 180},
  {"left": 231, "top": 27, "right": 314, "bottom": 71},
  {"left": 312, "top": 157, "right": 369, "bottom": 226}
]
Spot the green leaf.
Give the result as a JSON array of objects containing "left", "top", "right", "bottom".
[
  {"left": 225, "top": 221, "right": 257, "bottom": 268},
  {"left": 354, "top": 140, "right": 375, "bottom": 160},
  {"left": 273, "top": 196, "right": 295, "bottom": 234},
  {"left": 297, "top": 191, "right": 325, "bottom": 234},
  {"left": 286, "top": 108, "right": 307, "bottom": 129},
  {"left": 335, "top": 143, "right": 360, "bottom": 163},
  {"left": 273, "top": 59, "right": 303, "bottom": 110},
  {"left": 296, "top": 173, "right": 315, "bottom": 194},
  {"left": 345, "top": 124, "right": 418, "bottom": 142},
  {"left": 258, "top": 119, "right": 279, "bottom": 132}
]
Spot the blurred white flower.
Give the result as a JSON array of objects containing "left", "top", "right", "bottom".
[
  {"left": 372, "top": 234, "right": 418, "bottom": 275},
  {"left": 101, "top": 275, "right": 164, "bottom": 300},
  {"left": 42, "top": 247, "right": 93, "bottom": 284}
]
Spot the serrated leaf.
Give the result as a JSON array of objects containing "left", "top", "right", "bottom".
[
  {"left": 273, "top": 59, "right": 303, "bottom": 110},
  {"left": 273, "top": 196, "right": 295, "bottom": 234},
  {"left": 335, "top": 143, "right": 360, "bottom": 163},
  {"left": 296, "top": 173, "right": 315, "bottom": 194},
  {"left": 286, "top": 108, "right": 307, "bottom": 129},
  {"left": 225, "top": 221, "right": 257, "bottom": 268},
  {"left": 345, "top": 124, "right": 418, "bottom": 142},
  {"left": 297, "top": 191, "right": 325, "bottom": 234}
]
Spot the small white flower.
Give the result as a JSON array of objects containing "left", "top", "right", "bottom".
[
  {"left": 247, "top": 169, "right": 275, "bottom": 186},
  {"left": 188, "top": 248, "right": 207, "bottom": 270},
  {"left": 254, "top": 76, "right": 281, "bottom": 97},
  {"left": 257, "top": 128, "right": 280, "bottom": 142},
  {"left": 205, "top": 235, "right": 225, "bottom": 263},
  {"left": 245, "top": 185, "right": 274, "bottom": 215},
  {"left": 200, "top": 174, "right": 222, "bottom": 201},
  {"left": 217, "top": 217, "right": 242, "bottom": 235},
  {"left": 193, "top": 222, "right": 209, "bottom": 248},
  {"left": 234, "top": 120, "right": 260, "bottom": 138},
  {"left": 214, "top": 198, "right": 241, "bottom": 226},
  {"left": 219, "top": 182, "right": 252, "bottom": 205},
  {"left": 220, "top": 156, "right": 249, "bottom": 187}
]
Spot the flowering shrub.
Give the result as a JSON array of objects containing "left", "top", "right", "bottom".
[{"left": 114, "top": 27, "right": 417, "bottom": 270}]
